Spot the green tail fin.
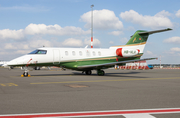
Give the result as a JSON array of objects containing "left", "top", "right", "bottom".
[
  {"left": 126, "top": 28, "right": 172, "bottom": 45},
  {"left": 126, "top": 30, "right": 148, "bottom": 45}
]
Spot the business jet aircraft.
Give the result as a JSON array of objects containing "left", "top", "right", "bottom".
[{"left": 7, "top": 28, "right": 172, "bottom": 77}]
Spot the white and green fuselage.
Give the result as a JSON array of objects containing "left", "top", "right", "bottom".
[{"left": 7, "top": 28, "right": 172, "bottom": 76}]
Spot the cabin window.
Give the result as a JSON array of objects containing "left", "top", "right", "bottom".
[
  {"left": 29, "top": 50, "right": 47, "bottom": 54},
  {"left": 79, "top": 51, "right": 82, "bottom": 56},
  {"left": 98, "top": 51, "right": 101, "bottom": 56},
  {"left": 72, "top": 51, "right": 75, "bottom": 56},
  {"left": 92, "top": 51, "right": 96, "bottom": 56},
  {"left": 65, "top": 51, "right": 68, "bottom": 56}
]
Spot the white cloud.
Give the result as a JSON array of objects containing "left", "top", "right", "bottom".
[
  {"left": 163, "top": 48, "right": 180, "bottom": 57},
  {"left": 0, "top": 29, "right": 24, "bottom": 40},
  {"left": 176, "top": 9, "right": 180, "bottom": 18},
  {"left": 80, "top": 9, "right": 123, "bottom": 30},
  {"left": 25, "top": 24, "right": 90, "bottom": 36},
  {"left": 120, "top": 10, "right": 173, "bottom": 29},
  {"left": 170, "top": 47, "right": 180, "bottom": 52},
  {"left": 15, "top": 50, "right": 31, "bottom": 54},
  {"left": 155, "top": 10, "right": 171, "bottom": 17},
  {"left": 29, "top": 39, "right": 52, "bottom": 48},
  {"left": 3, "top": 38, "right": 52, "bottom": 55},
  {"left": 164, "top": 37, "right": 180, "bottom": 43},
  {"left": 24, "top": 24, "right": 50, "bottom": 35},
  {"left": 4, "top": 43, "right": 18, "bottom": 49},
  {"left": 84, "top": 38, "right": 101, "bottom": 47},
  {"left": 62, "top": 38, "right": 83, "bottom": 47},
  {"left": 108, "top": 31, "right": 123, "bottom": 36},
  {"left": 0, "top": 23, "right": 90, "bottom": 40}
]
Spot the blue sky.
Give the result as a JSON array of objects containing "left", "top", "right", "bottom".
[{"left": 0, "top": 0, "right": 180, "bottom": 64}]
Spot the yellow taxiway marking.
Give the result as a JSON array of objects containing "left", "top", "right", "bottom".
[
  {"left": 0, "top": 83, "right": 18, "bottom": 87},
  {"left": 30, "top": 77, "right": 180, "bottom": 85}
]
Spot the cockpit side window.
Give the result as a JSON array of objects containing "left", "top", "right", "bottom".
[
  {"left": 29, "top": 50, "right": 47, "bottom": 54},
  {"left": 37, "top": 50, "right": 47, "bottom": 54}
]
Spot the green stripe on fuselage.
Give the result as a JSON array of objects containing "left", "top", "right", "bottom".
[
  {"left": 60, "top": 55, "right": 141, "bottom": 70},
  {"left": 11, "top": 54, "right": 142, "bottom": 70}
]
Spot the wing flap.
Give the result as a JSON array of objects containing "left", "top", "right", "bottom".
[{"left": 77, "top": 57, "right": 157, "bottom": 69}]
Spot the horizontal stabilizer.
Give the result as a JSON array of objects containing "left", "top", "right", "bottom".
[{"left": 138, "top": 28, "right": 172, "bottom": 35}]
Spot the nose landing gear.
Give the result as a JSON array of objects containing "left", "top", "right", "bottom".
[
  {"left": 21, "top": 67, "right": 31, "bottom": 77},
  {"left": 22, "top": 72, "right": 29, "bottom": 77}
]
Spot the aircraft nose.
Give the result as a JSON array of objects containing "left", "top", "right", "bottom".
[
  {"left": 7, "top": 57, "right": 24, "bottom": 66},
  {"left": 7, "top": 60, "right": 17, "bottom": 66},
  {"left": 7, "top": 56, "right": 33, "bottom": 67}
]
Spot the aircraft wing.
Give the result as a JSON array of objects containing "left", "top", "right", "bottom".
[{"left": 77, "top": 57, "right": 157, "bottom": 70}]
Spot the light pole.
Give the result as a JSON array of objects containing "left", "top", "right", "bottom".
[{"left": 91, "top": 4, "right": 94, "bottom": 48}]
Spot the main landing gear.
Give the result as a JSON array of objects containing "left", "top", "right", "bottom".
[
  {"left": 97, "top": 69, "right": 105, "bottom": 76},
  {"left": 83, "top": 70, "right": 105, "bottom": 76},
  {"left": 85, "top": 70, "right": 92, "bottom": 75}
]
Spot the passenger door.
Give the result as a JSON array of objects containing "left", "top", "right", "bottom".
[{"left": 53, "top": 49, "right": 60, "bottom": 65}]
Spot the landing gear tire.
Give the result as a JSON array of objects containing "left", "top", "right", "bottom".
[
  {"left": 21, "top": 66, "right": 30, "bottom": 77},
  {"left": 34, "top": 66, "right": 40, "bottom": 70},
  {"left": 97, "top": 70, "right": 105, "bottom": 76},
  {"left": 23, "top": 72, "right": 28, "bottom": 77},
  {"left": 85, "top": 70, "right": 92, "bottom": 75}
]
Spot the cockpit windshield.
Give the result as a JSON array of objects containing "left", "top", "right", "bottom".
[{"left": 28, "top": 50, "right": 47, "bottom": 54}]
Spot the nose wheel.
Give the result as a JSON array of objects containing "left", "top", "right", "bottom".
[
  {"left": 23, "top": 72, "right": 29, "bottom": 77},
  {"left": 21, "top": 67, "right": 30, "bottom": 77}
]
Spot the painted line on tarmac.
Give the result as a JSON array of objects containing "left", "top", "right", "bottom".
[
  {"left": 30, "top": 77, "right": 180, "bottom": 85},
  {"left": 0, "top": 108, "right": 180, "bottom": 118},
  {"left": 0, "top": 83, "right": 18, "bottom": 87},
  {"left": 123, "top": 114, "right": 155, "bottom": 118},
  {"left": 11, "top": 75, "right": 73, "bottom": 78}
]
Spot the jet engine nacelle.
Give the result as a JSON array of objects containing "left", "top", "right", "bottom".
[{"left": 116, "top": 48, "right": 139, "bottom": 57}]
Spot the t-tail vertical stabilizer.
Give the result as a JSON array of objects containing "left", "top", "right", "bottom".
[
  {"left": 126, "top": 28, "right": 172, "bottom": 45},
  {"left": 111, "top": 28, "right": 172, "bottom": 57}
]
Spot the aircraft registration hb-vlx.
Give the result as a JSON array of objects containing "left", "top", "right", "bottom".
[{"left": 7, "top": 28, "right": 172, "bottom": 77}]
